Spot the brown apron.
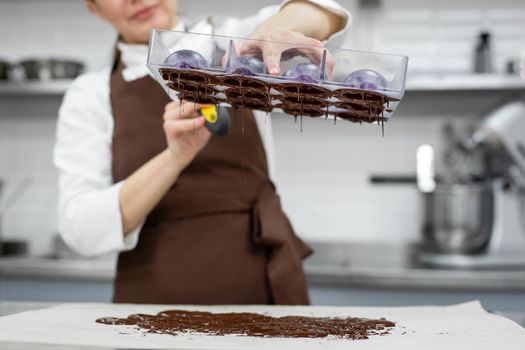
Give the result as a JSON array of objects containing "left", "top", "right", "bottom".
[{"left": 109, "top": 58, "right": 312, "bottom": 305}]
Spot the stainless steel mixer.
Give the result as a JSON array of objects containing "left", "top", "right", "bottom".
[
  {"left": 421, "top": 182, "right": 494, "bottom": 255},
  {"left": 417, "top": 100, "right": 525, "bottom": 268}
]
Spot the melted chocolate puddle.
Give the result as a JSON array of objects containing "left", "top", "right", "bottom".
[{"left": 96, "top": 309, "right": 395, "bottom": 340}]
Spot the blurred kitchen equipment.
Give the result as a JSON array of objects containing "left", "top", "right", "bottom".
[
  {"left": 371, "top": 100, "right": 525, "bottom": 268},
  {"left": 0, "top": 179, "right": 4, "bottom": 253},
  {"left": 0, "top": 180, "right": 28, "bottom": 256},
  {"left": 1, "top": 240, "right": 28, "bottom": 256},
  {"left": 19, "top": 59, "right": 84, "bottom": 80},
  {"left": 20, "top": 59, "right": 51, "bottom": 80},
  {"left": 416, "top": 144, "right": 436, "bottom": 193},
  {"left": 441, "top": 123, "right": 485, "bottom": 183},
  {"left": 0, "top": 179, "right": 3, "bottom": 239},
  {"left": 506, "top": 58, "right": 521, "bottom": 75},
  {"left": 49, "top": 59, "right": 85, "bottom": 79},
  {"left": 417, "top": 143, "right": 493, "bottom": 255},
  {"left": 419, "top": 100, "right": 525, "bottom": 268},
  {"left": 474, "top": 31, "right": 493, "bottom": 74},
  {"left": 473, "top": 100, "right": 525, "bottom": 187},
  {"left": 422, "top": 182, "right": 494, "bottom": 255},
  {"left": 0, "top": 60, "right": 12, "bottom": 80},
  {"left": 0, "top": 178, "right": 32, "bottom": 257}
]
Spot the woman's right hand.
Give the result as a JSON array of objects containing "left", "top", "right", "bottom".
[{"left": 163, "top": 100, "right": 211, "bottom": 169}]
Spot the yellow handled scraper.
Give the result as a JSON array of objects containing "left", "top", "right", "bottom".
[{"left": 199, "top": 105, "right": 230, "bottom": 137}]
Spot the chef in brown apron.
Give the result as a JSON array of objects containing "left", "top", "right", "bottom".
[{"left": 54, "top": 0, "right": 350, "bottom": 305}]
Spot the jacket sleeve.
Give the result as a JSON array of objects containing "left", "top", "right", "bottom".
[
  {"left": 53, "top": 70, "right": 143, "bottom": 257},
  {"left": 216, "top": 0, "right": 351, "bottom": 47}
]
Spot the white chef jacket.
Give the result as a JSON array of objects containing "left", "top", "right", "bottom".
[{"left": 54, "top": 0, "right": 351, "bottom": 257}]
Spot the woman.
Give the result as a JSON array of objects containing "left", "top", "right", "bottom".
[{"left": 54, "top": 0, "right": 350, "bottom": 305}]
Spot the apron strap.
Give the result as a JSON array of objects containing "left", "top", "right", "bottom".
[{"left": 251, "top": 182, "right": 312, "bottom": 305}]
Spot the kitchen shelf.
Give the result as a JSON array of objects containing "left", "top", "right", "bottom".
[
  {"left": 0, "top": 75, "right": 524, "bottom": 97},
  {"left": 0, "top": 80, "right": 73, "bottom": 96},
  {"left": 405, "top": 74, "right": 525, "bottom": 92}
]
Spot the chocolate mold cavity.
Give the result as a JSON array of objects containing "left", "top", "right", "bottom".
[
  {"left": 337, "top": 110, "right": 386, "bottom": 123},
  {"left": 335, "top": 88, "right": 389, "bottom": 104},
  {"left": 276, "top": 104, "right": 324, "bottom": 117},
  {"left": 276, "top": 83, "right": 331, "bottom": 98},
  {"left": 335, "top": 88, "right": 366, "bottom": 101},
  {"left": 229, "top": 97, "right": 273, "bottom": 112},
  {"left": 219, "top": 75, "right": 269, "bottom": 90},
  {"left": 279, "top": 95, "right": 329, "bottom": 108},
  {"left": 174, "top": 70, "right": 209, "bottom": 83},
  {"left": 225, "top": 87, "right": 268, "bottom": 100},
  {"left": 159, "top": 69, "right": 170, "bottom": 81},
  {"left": 167, "top": 82, "right": 201, "bottom": 93},
  {"left": 335, "top": 100, "right": 384, "bottom": 115},
  {"left": 180, "top": 93, "right": 220, "bottom": 105}
]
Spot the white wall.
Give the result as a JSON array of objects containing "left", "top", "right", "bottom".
[
  {"left": 0, "top": 0, "right": 116, "bottom": 71},
  {"left": 272, "top": 90, "right": 509, "bottom": 243},
  {"left": 379, "top": 0, "right": 525, "bottom": 74},
  {"left": 0, "top": 0, "right": 524, "bottom": 255},
  {"left": 0, "top": 97, "right": 61, "bottom": 255}
]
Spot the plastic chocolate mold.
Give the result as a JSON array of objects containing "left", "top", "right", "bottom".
[{"left": 147, "top": 30, "right": 408, "bottom": 126}]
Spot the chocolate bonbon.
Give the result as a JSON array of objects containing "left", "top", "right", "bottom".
[
  {"left": 159, "top": 67, "right": 397, "bottom": 125},
  {"left": 96, "top": 309, "right": 395, "bottom": 340}
]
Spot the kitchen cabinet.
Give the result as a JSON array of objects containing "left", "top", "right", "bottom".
[
  {"left": 309, "top": 286, "right": 525, "bottom": 314},
  {"left": 0, "top": 257, "right": 114, "bottom": 302},
  {"left": 1, "top": 243, "right": 525, "bottom": 318},
  {"left": 0, "top": 276, "right": 113, "bottom": 302},
  {"left": 0, "top": 80, "right": 73, "bottom": 96},
  {"left": 0, "top": 75, "right": 524, "bottom": 99}
]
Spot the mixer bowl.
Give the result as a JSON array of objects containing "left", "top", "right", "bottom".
[{"left": 422, "top": 183, "right": 494, "bottom": 254}]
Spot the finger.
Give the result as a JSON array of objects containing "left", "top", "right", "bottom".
[
  {"left": 294, "top": 35, "right": 324, "bottom": 48},
  {"left": 300, "top": 46, "right": 325, "bottom": 63},
  {"left": 288, "top": 35, "right": 323, "bottom": 62},
  {"left": 164, "top": 116, "right": 206, "bottom": 136},
  {"left": 164, "top": 106, "right": 197, "bottom": 121},
  {"left": 236, "top": 41, "right": 260, "bottom": 57},
  {"left": 222, "top": 42, "right": 259, "bottom": 68},
  {"left": 164, "top": 100, "right": 180, "bottom": 111},
  {"left": 324, "top": 50, "right": 335, "bottom": 80},
  {"left": 165, "top": 99, "right": 208, "bottom": 114},
  {"left": 261, "top": 43, "right": 283, "bottom": 75}
]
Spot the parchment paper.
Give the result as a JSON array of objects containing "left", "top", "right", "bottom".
[{"left": 0, "top": 301, "right": 523, "bottom": 349}]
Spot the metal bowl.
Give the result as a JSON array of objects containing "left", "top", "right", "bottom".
[
  {"left": 0, "top": 60, "right": 12, "bottom": 80},
  {"left": 19, "top": 59, "right": 85, "bottom": 80},
  {"left": 49, "top": 59, "right": 85, "bottom": 79},
  {"left": 422, "top": 182, "right": 494, "bottom": 254},
  {"left": 19, "top": 59, "right": 52, "bottom": 80}
]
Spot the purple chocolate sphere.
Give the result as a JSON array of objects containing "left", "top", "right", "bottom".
[
  {"left": 283, "top": 63, "right": 320, "bottom": 83},
  {"left": 343, "top": 69, "right": 387, "bottom": 91},
  {"left": 164, "top": 49, "right": 209, "bottom": 69},
  {"left": 231, "top": 56, "right": 267, "bottom": 76}
]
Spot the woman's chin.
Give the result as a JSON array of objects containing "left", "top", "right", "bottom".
[
  {"left": 127, "top": 19, "right": 172, "bottom": 43},
  {"left": 146, "top": 11, "right": 174, "bottom": 29}
]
